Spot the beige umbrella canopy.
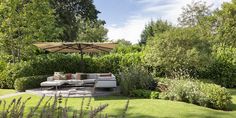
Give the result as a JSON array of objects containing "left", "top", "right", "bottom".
[
  {"left": 34, "top": 42, "right": 117, "bottom": 72},
  {"left": 34, "top": 42, "right": 117, "bottom": 59},
  {"left": 34, "top": 42, "right": 117, "bottom": 53}
]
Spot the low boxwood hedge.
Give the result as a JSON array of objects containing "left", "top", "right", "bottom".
[{"left": 14, "top": 75, "right": 49, "bottom": 92}]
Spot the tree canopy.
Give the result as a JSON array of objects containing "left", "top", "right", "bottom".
[
  {"left": 0, "top": 0, "right": 62, "bottom": 62},
  {"left": 140, "top": 20, "right": 172, "bottom": 45},
  {"left": 50, "top": 0, "right": 107, "bottom": 42},
  {"left": 143, "top": 27, "right": 212, "bottom": 75},
  {"left": 214, "top": 0, "right": 236, "bottom": 47},
  {"left": 178, "top": 1, "right": 212, "bottom": 27}
]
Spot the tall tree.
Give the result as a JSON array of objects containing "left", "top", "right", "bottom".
[
  {"left": 140, "top": 20, "right": 172, "bottom": 45},
  {"left": 214, "top": 0, "right": 236, "bottom": 47},
  {"left": 51, "top": 0, "right": 107, "bottom": 42},
  {"left": 0, "top": 0, "right": 62, "bottom": 62},
  {"left": 178, "top": 1, "right": 212, "bottom": 27},
  {"left": 77, "top": 19, "right": 108, "bottom": 42}
]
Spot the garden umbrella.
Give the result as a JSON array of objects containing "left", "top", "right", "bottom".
[
  {"left": 33, "top": 42, "right": 117, "bottom": 60},
  {"left": 34, "top": 42, "right": 117, "bottom": 71}
]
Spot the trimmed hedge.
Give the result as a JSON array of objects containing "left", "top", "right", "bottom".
[
  {"left": 159, "top": 79, "right": 232, "bottom": 110},
  {"left": 204, "top": 60, "right": 236, "bottom": 88},
  {"left": 0, "top": 53, "right": 141, "bottom": 89},
  {"left": 14, "top": 75, "right": 49, "bottom": 92}
]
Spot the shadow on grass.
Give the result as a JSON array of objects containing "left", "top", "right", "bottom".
[
  {"left": 94, "top": 95, "right": 129, "bottom": 101},
  {"left": 107, "top": 106, "right": 158, "bottom": 118}
]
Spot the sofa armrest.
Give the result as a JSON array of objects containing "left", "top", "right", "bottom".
[
  {"left": 95, "top": 80, "right": 117, "bottom": 88},
  {"left": 112, "top": 74, "right": 116, "bottom": 80},
  {"left": 97, "top": 74, "right": 116, "bottom": 80}
]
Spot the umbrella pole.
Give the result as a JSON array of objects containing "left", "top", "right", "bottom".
[{"left": 79, "top": 46, "right": 84, "bottom": 72}]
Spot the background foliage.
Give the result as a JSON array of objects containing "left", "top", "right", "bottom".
[
  {"left": 0, "top": 53, "right": 142, "bottom": 89},
  {"left": 143, "top": 27, "right": 212, "bottom": 77}
]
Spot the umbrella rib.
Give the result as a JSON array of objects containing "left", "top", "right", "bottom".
[
  {"left": 52, "top": 44, "right": 78, "bottom": 52},
  {"left": 82, "top": 44, "right": 114, "bottom": 50},
  {"left": 81, "top": 44, "right": 113, "bottom": 52},
  {"left": 43, "top": 45, "right": 63, "bottom": 50},
  {"left": 89, "top": 45, "right": 111, "bottom": 52},
  {"left": 35, "top": 42, "right": 116, "bottom": 53}
]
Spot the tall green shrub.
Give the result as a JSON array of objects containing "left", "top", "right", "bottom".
[
  {"left": 119, "top": 65, "right": 156, "bottom": 96},
  {"left": 203, "top": 47, "right": 236, "bottom": 88},
  {"left": 0, "top": 53, "right": 142, "bottom": 89}
]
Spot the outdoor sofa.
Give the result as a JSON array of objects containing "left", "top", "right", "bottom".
[{"left": 40, "top": 72, "right": 117, "bottom": 90}]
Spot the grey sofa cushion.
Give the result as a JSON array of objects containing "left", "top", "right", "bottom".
[{"left": 83, "top": 79, "right": 96, "bottom": 84}]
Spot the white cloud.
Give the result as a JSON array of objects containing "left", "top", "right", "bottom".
[
  {"left": 107, "top": 0, "right": 231, "bottom": 43},
  {"left": 107, "top": 16, "right": 150, "bottom": 44}
]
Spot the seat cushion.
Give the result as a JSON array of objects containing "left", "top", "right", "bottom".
[
  {"left": 67, "top": 80, "right": 84, "bottom": 86},
  {"left": 83, "top": 79, "right": 96, "bottom": 84},
  {"left": 40, "top": 80, "right": 65, "bottom": 87}
]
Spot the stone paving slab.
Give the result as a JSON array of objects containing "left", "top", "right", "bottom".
[
  {"left": 0, "top": 92, "right": 25, "bottom": 99},
  {"left": 26, "top": 87, "right": 119, "bottom": 97}
]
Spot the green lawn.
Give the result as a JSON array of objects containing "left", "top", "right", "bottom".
[
  {"left": 0, "top": 89, "right": 16, "bottom": 96},
  {"left": 1, "top": 89, "right": 236, "bottom": 118}
]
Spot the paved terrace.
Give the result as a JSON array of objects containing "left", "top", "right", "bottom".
[{"left": 26, "top": 87, "right": 119, "bottom": 97}]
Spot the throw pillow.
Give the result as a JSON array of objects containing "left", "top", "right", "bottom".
[
  {"left": 76, "top": 73, "right": 81, "bottom": 80},
  {"left": 66, "top": 73, "right": 72, "bottom": 80},
  {"left": 54, "top": 72, "right": 64, "bottom": 80}
]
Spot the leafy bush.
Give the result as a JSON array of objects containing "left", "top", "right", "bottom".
[
  {"left": 0, "top": 60, "right": 6, "bottom": 71},
  {"left": 130, "top": 89, "right": 159, "bottom": 99},
  {"left": 159, "top": 79, "right": 232, "bottom": 110},
  {"left": 143, "top": 27, "right": 212, "bottom": 76},
  {"left": 111, "top": 44, "right": 142, "bottom": 54},
  {"left": 205, "top": 60, "right": 236, "bottom": 88},
  {"left": 0, "top": 63, "right": 27, "bottom": 88},
  {"left": 150, "top": 91, "right": 159, "bottom": 99},
  {"left": 14, "top": 75, "right": 49, "bottom": 91},
  {"left": 130, "top": 89, "right": 151, "bottom": 98},
  {"left": 202, "top": 47, "right": 236, "bottom": 88},
  {"left": 119, "top": 65, "right": 156, "bottom": 96}
]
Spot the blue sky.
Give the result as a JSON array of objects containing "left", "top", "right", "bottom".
[{"left": 94, "top": 0, "right": 231, "bottom": 43}]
